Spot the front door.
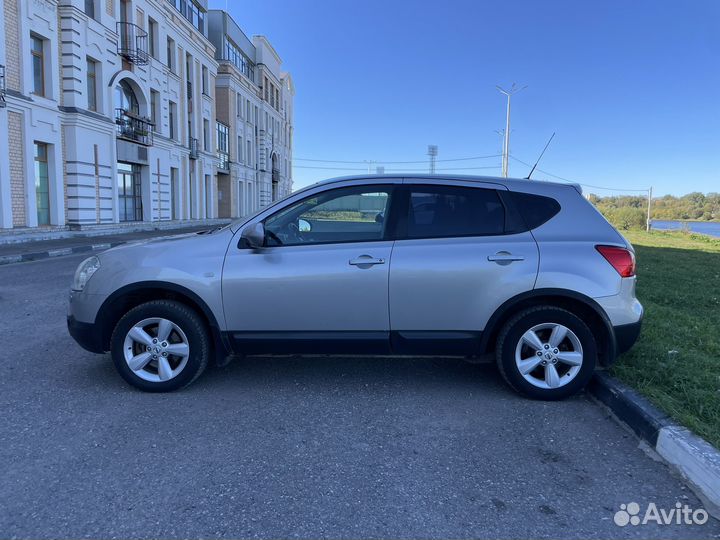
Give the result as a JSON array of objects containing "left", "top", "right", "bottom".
[
  {"left": 117, "top": 161, "right": 142, "bottom": 222},
  {"left": 222, "top": 184, "right": 396, "bottom": 354},
  {"left": 388, "top": 182, "right": 540, "bottom": 354}
]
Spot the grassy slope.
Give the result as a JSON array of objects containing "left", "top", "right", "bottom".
[{"left": 612, "top": 230, "right": 720, "bottom": 448}]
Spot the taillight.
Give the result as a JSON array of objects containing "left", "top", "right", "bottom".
[{"left": 596, "top": 245, "right": 636, "bottom": 277}]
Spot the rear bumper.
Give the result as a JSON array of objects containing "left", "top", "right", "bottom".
[
  {"left": 67, "top": 315, "right": 105, "bottom": 354},
  {"left": 613, "top": 318, "right": 643, "bottom": 357}
]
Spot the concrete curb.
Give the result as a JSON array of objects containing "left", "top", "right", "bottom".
[
  {"left": 589, "top": 372, "right": 720, "bottom": 515},
  {"left": 0, "top": 242, "right": 124, "bottom": 266}
]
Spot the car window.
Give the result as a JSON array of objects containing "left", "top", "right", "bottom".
[
  {"left": 264, "top": 186, "right": 392, "bottom": 246},
  {"left": 405, "top": 185, "right": 505, "bottom": 238},
  {"left": 506, "top": 191, "right": 561, "bottom": 229}
]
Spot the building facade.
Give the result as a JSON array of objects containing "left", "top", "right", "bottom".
[
  {"left": 0, "top": 0, "right": 293, "bottom": 230},
  {"left": 208, "top": 10, "right": 294, "bottom": 219}
]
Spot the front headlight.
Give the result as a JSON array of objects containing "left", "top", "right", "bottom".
[{"left": 72, "top": 256, "right": 101, "bottom": 292}]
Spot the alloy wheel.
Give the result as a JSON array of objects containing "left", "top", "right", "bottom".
[
  {"left": 514, "top": 322, "right": 584, "bottom": 389},
  {"left": 122, "top": 317, "right": 190, "bottom": 383}
]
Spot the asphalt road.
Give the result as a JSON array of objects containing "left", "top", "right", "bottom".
[{"left": 0, "top": 253, "right": 718, "bottom": 539}]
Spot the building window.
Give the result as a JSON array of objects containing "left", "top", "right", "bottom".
[
  {"left": 31, "top": 35, "right": 46, "bottom": 97},
  {"left": 84, "top": 0, "right": 96, "bottom": 19},
  {"left": 170, "top": 0, "right": 206, "bottom": 34},
  {"left": 237, "top": 136, "right": 243, "bottom": 163},
  {"left": 201, "top": 65, "right": 209, "bottom": 95},
  {"left": 170, "top": 167, "right": 179, "bottom": 219},
  {"left": 246, "top": 100, "right": 251, "bottom": 122},
  {"left": 246, "top": 140, "right": 252, "bottom": 168},
  {"left": 117, "top": 161, "right": 143, "bottom": 222},
  {"left": 169, "top": 101, "right": 177, "bottom": 140},
  {"left": 166, "top": 37, "right": 175, "bottom": 72},
  {"left": 150, "top": 90, "right": 159, "bottom": 132},
  {"left": 203, "top": 119, "right": 209, "bottom": 151},
  {"left": 217, "top": 122, "right": 229, "bottom": 154},
  {"left": 222, "top": 37, "right": 255, "bottom": 81},
  {"left": 86, "top": 58, "right": 97, "bottom": 111},
  {"left": 148, "top": 18, "right": 158, "bottom": 59},
  {"left": 34, "top": 142, "right": 50, "bottom": 226}
]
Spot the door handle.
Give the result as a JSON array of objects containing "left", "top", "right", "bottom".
[
  {"left": 349, "top": 255, "right": 385, "bottom": 266},
  {"left": 487, "top": 251, "right": 525, "bottom": 263}
]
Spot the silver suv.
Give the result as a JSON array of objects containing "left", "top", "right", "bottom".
[{"left": 68, "top": 175, "right": 643, "bottom": 399}]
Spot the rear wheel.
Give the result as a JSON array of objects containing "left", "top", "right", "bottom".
[
  {"left": 496, "top": 306, "right": 596, "bottom": 400},
  {"left": 110, "top": 300, "right": 209, "bottom": 392}
]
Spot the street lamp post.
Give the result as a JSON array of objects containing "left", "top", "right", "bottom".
[{"left": 496, "top": 83, "right": 527, "bottom": 177}]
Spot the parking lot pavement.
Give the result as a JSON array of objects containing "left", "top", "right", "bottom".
[{"left": 0, "top": 254, "right": 718, "bottom": 539}]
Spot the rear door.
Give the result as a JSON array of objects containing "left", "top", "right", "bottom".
[{"left": 388, "top": 180, "right": 539, "bottom": 354}]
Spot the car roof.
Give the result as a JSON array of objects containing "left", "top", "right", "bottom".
[{"left": 306, "top": 174, "right": 582, "bottom": 194}]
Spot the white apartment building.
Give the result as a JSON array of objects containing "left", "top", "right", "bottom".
[
  {"left": 208, "top": 10, "right": 294, "bottom": 219},
  {"left": 0, "top": 0, "right": 293, "bottom": 230}
]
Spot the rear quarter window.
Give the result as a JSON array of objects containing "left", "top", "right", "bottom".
[{"left": 505, "top": 191, "right": 561, "bottom": 230}]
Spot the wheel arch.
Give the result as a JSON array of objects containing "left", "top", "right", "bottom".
[
  {"left": 480, "top": 288, "right": 617, "bottom": 366},
  {"left": 95, "top": 281, "right": 230, "bottom": 358}
]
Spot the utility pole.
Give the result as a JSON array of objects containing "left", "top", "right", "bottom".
[
  {"left": 646, "top": 187, "right": 653, "bottom": 231},
  {"left": 496, "top": 83, "right": 527, "bottom": 177},
  {"left": 427, "top": 145, "right": 438, "bottom": 174}
]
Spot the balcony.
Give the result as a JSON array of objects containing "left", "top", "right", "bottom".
[
  {"left": 217, "top": 151, "right": 230, "bottom": 171},
  {"left": 116, "top": 22, "right": 149, "bottom": 65},
  {"left": 189, "top": 137, "right": 199, "bottom": 159},
  {"left": 115, "top": 109, "right": 154, "bottom": 146},
  {"left": 0, "top": 65, "right": 5, "bottom": 108}
]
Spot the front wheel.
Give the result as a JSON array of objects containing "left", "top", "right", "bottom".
[
  {"left": 495, "top": 306, "right": 597, "bottom": 400},
  {"left": 110, "top": 300, "right": 209, "bottom": 392}
]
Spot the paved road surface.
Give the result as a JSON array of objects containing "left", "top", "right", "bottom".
[{"left": 0, "top": 253, "right": 717, "bottom": 539}]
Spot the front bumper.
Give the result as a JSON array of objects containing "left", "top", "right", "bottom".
[{"left": 67, "top": 315, "right": 105, "bottom": 353}]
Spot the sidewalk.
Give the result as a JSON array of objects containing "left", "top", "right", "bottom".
[{"left": 0, "top": 220, "right": 231, "bottom": 265}]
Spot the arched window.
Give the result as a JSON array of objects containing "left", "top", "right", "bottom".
[{"left": 115, "top": 80, "right": 139, "bottom": 114}]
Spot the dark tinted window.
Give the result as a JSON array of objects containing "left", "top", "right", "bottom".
[
  {"left": 506, "top": 191, "right": 561, "bottom": 230},
  {"left": 406, "top": 186, "right": 505, "bottom": 238}
]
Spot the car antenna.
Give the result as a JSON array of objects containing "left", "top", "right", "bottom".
[{"left": 526, "top": 132, "right": 555, "bottom": 180}]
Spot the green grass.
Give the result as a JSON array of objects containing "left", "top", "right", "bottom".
[{"left": 611, "top": 230, "right": 720, "bottom": 448}]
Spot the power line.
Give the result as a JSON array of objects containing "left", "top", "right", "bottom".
[
  {"left": 508, "top": 155, "right": 650, "bottom": 192},
  {"left": 293, "top": 154, "right": 501, "bottom": 165},
  {"left": 293, "top": 165, "right": 369, "bottom": 171},
  {"left": 293, "top": 165, "right": 502, "bottom": 172}
]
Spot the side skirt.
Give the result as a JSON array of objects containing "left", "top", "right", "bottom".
[{"left": 225, "top": 330, "right": 483, "bottom": 356}]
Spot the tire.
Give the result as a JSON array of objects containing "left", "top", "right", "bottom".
[
  {"left": 110, "top": 300, "right": 209, "bottom": 392},
  {"left": 495, "top": 306, "right": 597, "bottom": 400}
]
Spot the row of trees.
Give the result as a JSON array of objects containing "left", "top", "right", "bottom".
[{"left": 587, "top": 192, "right": 720, "bottom": 230}]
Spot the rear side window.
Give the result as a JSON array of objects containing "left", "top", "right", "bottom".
[
  {"left": 405, "top": 185, "right": 505, "bottom": 238},
  {"left": 505, "top": 191, "right": 561, "bottom": 230}
]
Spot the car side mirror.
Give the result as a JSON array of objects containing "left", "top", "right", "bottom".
[{"left": 240, "top": 222, "right": 265, "bottom": 249}]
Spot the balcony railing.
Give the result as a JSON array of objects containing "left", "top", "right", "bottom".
[
  {"left": 115, "top": 109, "right": 154, "bottom": 146},
  {"left": 0, "top": 65, "right": 5, "bottom": 108},
  {"left": 189, "top": 137, "right": 199, "bottom": 159},
  {"left": 217, "top": 151, "right": 230, "bottom": 171},
  {"left": 116, "top": 22, "right": 149, "bottom": 65}
]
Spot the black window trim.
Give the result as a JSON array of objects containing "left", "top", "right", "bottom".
[{"left": 238, "top": 184, "right": 400, "bottom": 249}]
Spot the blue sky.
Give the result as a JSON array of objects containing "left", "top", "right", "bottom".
[{"left": 209, "top": 0, "right": 719, "bottom": 196}]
